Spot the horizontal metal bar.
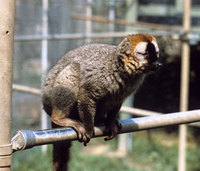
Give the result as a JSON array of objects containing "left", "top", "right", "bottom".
[
  {"left": 12, "top": 84, "right": 41, "bottom": 95},
  {"left": 14, "top": 32, "right": 182, "bottom": 41},
  {"left": 14, "top": 32, "right": 136, "bottom": 41},
  {"left": 120, "top": 106, "right": 161, "bottom": 116},
  {"left": 11, "top": 109, "right": 200, "bottom": 152},
  {"left": 121, "top": 106, "right": 200, "bottom": 127}
]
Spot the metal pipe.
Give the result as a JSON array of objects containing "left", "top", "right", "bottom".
[
  {"left": 118, "top": 96, "right": 133, "bottom": 155},
  {"left": 41, "top": 0, "right": 49, "bottom": 152},
  {"left": 13, "top": 84, "right": 41, "bottom": 95},
  {"left": 41, "top": 0, "right": 48, "bottom": 81},
  {"left": 120, "top": 106, "right": 161, "bottom": 116},
  {"left": 85, "top": 0, "right": 92, "bottom": 43},
  {"left": 12, "top": 109, "right": 200, "bottom": 152},
  {"left": 14, "top": 32, "right": 134, "bottom": 41},
  {"left": 0, "top": 0, "right": 15, "bottom": 170},
  {"left": 14, "top": 32, "right": 183, "bottom": 41},
  {"left": 108, "top": 0, "right": 115, "bottom": 33},
  {"left": 121, "top": 106, "right": 200, "bottom": 127}
]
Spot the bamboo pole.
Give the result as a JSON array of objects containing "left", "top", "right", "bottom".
[
  {"left": 178, "top": 1, "right": 191, "bottom": 171},
  {"left": 0, "top": 0, "right": 15, "bottom": 170}
]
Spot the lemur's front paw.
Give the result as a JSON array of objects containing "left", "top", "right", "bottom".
[
  {"left": 72, "top": 122, "right": 92, "bottom": 146},
  {"left": 84, "top": 129, "right": 94, "bottom": 146},
  {"left": 104, "top": 119, "right": 122, "bottom": 141}
]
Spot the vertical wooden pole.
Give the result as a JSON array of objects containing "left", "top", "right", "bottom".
[
  {"left": 0, "top": 0, "right": 15, "bottom": 170},
  {"left": 178, "top": 0, "right": 191, "bottom": 171}
]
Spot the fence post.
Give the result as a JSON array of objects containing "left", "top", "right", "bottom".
[
  {"left": 0, "top": 0, "right": 15, "bottom": 170},
  {"left": 118, "top": 95, "right": 134, "bottom": 155},
  {"left": 117, "top": 0, "right": 139, "bottom": 156},
  {"left": 41, "top": 0, "right": 49, "bottom": 153},
  {"left": 178, "top": 0, "right": 191, "bottom": 171},
  {"left": 86, "top": 0, "right": 92, "bottom": 43}
]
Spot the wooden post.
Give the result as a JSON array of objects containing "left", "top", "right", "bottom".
[
  {"left": 178, "top": 0, "right": 191, "bottom": 171},
  {"left": 0, "top": 0, "right": 15, "bottom": 170}
]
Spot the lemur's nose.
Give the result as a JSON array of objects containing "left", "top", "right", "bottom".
[{"left": 153, "top": 61, "right": 162, "bottom": 69}]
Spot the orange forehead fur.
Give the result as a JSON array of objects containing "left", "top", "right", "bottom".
[{"left": 127, "top": 34, "right": 156, "bottom": 53}]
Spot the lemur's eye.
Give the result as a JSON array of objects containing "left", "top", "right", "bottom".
[
  {"left": 137, "top": 52, "right": 148, "bottom": 56},
  {"left": 137, "top": 52, "right": 147, "bottom": 56}
]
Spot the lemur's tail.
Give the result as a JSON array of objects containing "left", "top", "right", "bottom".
[{"left": 52, "top": 122, "right": 72, "bottom": 171}]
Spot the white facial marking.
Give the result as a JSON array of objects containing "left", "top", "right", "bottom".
[
  {"left": 134, "top": 42, "right": 148, "bottom": 61},
  {"left": 134, "top": 42, "right": 147, "bottom": 54},
  {"left": 151, "top": 40, "right": 159, "bottom": 57}
]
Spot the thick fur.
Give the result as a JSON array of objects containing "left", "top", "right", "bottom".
[{"left": 42, "top": 34, "right": 160, "bottom": 171}]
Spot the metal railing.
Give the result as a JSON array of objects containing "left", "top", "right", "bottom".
[{"left": 11, "top": 109, "right": 200, "bottom": 152}]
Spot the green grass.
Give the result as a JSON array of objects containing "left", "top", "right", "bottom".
[
  {"left": 11, "top": 131, "right": 200, "bottom": 171},
  {"left": 130, "top": 133, "right": 178, "bottom": 171},
  {"left": 12, "top": 146, "right": 52, "bottom": 171}
]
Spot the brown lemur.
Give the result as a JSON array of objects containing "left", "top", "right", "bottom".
[{"left": 42, "top": 33, "right": 160, "bottom": 171}]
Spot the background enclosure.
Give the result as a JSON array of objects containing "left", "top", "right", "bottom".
[{"left": 11, "top": 0, "right": 200, "bottom": 171}]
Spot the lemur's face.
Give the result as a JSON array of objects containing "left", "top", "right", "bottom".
[
  {"left": 134, "top": 38, "right": 160, "bottom": 72},
  {"left": 119, "top": 34, "right": 161, "bottom": 74}
]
